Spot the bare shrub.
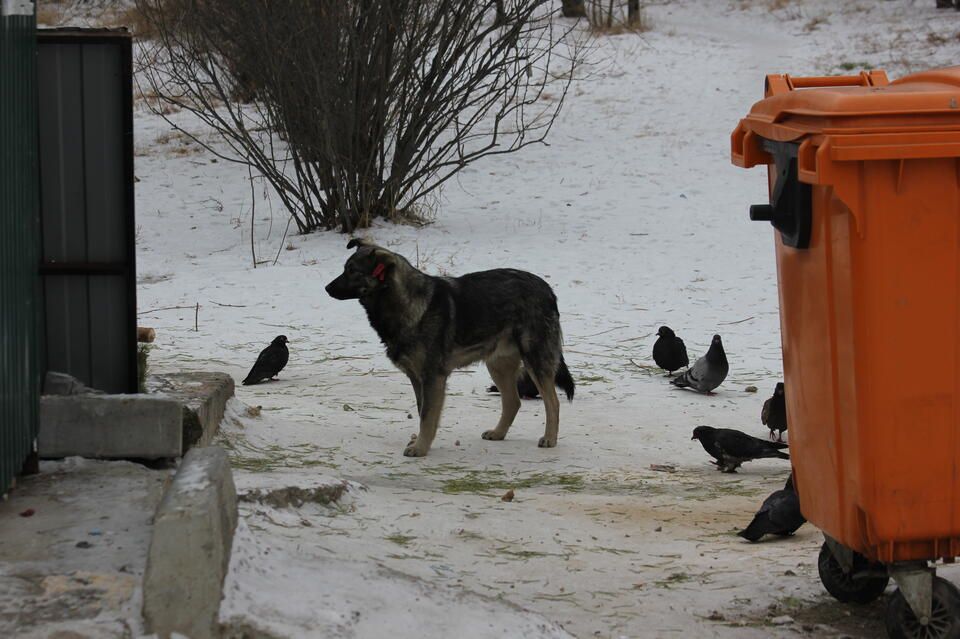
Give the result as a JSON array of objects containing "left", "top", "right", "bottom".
[
  {"left": 584, "top": 0, "right": 650, "bottom": 33},
  {"left": 136, "top": 0, "right": 581, "bottom": 233},
  {"left": 109, "top": 4, "right": 157, "bottom": 38}
]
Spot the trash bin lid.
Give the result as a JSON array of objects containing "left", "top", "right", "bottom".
[{"left": 741, "top": 66, "right": 960, "bottom": 142}]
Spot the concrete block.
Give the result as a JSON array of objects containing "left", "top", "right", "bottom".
[
  {"left": 152, "top": 372, "right": 235, "bottom": 450},
  {"left": 39, "top": 395, "right": 182, "bottom": 459},
  {"left": 143, "top": 446, "right": 238, "bottom": 639}
]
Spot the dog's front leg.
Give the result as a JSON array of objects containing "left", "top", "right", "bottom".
[{"left": 404, "top": 374, "right": 447, "bottom": 457}]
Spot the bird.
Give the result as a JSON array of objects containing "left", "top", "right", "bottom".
[
  {"left": 242, "top": 335, "right": 289, "bottom": 385},
  {"left": 487, "top": 369, "right": 541, "bottom": 399},
  {"left": 738, "top": 473, "right": 805, "bottom": 542},
  {"left": 761, "top": 382, "right": 788, "bottom": 441},
  {"left": 652, "top": 326, "right": 689, "bottom": 376},
  {"left": 671, "top": 334, "right": 728, "bottom": 393},
  {"left": 691, "top": 426, "right": 789, "bottom": 473}
]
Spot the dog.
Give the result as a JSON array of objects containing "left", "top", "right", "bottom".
[{"left": 325, "top": 239, "right": 575, "bottom": 457}]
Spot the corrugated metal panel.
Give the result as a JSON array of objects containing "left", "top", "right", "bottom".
[
  {"left": 0, "top": 1, "right": 41, "bottom": 494},
  {"left": 38, "top": 30, "right": 138, "bottom": 394}
]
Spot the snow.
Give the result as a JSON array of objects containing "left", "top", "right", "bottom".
[
  {"left": 170, "top": 458, "right": 210, "bottom": 495},
  {"left": 220, "top": 519, "right": 575, "bottom": 639},
  {"left": 129, "top": 1, "right": 960, "bottom": 637}
]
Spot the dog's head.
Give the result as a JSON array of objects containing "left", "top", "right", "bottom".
[{"left": 325, "top": 238, "right": 399, "bottom": 300}]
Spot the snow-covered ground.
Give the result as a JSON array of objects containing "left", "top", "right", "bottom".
[{"left": 129, "top": 1, "right": 960, "bottom": 637}]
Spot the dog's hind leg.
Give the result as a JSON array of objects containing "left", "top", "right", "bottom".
[
  {"left": 404, "top": 374, "right": 447, "bottom": 457},
  {"left": 482, "top": 356, "right": 522, "bottom": 441},
  {"left": 528, "top": 371, "right": 560, "bottom": 448},
  {"left": 521, "top": 335, "right": 562, "bottom": 448}
]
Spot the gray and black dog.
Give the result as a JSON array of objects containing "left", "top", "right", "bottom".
[{"left": 325, "top": 239, "right": 575, "bottom": 457}]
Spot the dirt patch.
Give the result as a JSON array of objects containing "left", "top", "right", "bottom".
[
  {"left": 0, "top": 571, "right": 137, "bottom": 629},
  {"left": 730, "top": 592, "right": 888, "bottom": 637},
  {"left": 240, "top": 484, "right": 349, "bottom": 509}
]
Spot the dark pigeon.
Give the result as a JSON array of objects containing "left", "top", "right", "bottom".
[
  {"left": 242, "top": 335, "right": 289, "bottom": 385},
  {"left": 487, "top": 369, "right": 540, "bottom": 399},
  {"left": 762, "top": 382, "right": 788, "bottom": 441},
  {"left": 738, "top": 473, "right": 805, "bottom": 541},
  {"left": 691, "top": 425, "right": 789, "bottom": 473},
  {"left": 671, "top": 334, "right": 728, "bottom": 393},
  {"left": 653, "top": 326, "right": 689, "bottom": 376}
]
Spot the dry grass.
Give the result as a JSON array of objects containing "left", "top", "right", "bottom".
[
  {"left": 136, "top": 129, "right": 202, "bottom": 157},
  {"left": 803, "top": 15, "right": 827, "bottom": 32},
  {"left": 36, "top": 2, "right": 66, "bottom": 26},
  {"left": 928, "top": 31, "right": 960, "bottom": 46},
  {"left": 734, "top": 0, "right": 797, "bottom": 10},
  {"left": 136, "top": 87, "right": 183, "bottom": 116}
]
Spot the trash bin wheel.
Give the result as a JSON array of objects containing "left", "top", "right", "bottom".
[
  {"left": 885, "top": 577, "right": 960, "bottom": 639},
  {"left": 818, "top": 541, "right": 890, "bottom": 604}
]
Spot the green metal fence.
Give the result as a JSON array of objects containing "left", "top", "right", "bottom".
[{"left": 0, "top": 2, "right": 41, "bottom": 494}]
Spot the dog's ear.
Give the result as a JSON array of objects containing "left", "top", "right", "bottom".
[
  {"left": 347, "top": 238, "right": 397, "bottom": 264},
  {"left": 366, "top": 246, "right": 399, "bottom": 283}
]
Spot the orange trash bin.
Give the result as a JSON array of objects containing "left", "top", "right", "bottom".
[{"left": 733, "top": 67, "right": 960, "bottom": 637}]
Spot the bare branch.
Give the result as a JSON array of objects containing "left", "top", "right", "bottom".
[{"left": 135, "top": 0, "right": 582, "bottom": 232}]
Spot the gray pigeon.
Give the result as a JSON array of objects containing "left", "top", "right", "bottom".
[
  {"left": 242, "top": 335, "right": 289, "bottom": 385},
  {"left": 671, "top": 334, "right": 728, "bottom": 393},
  {"left": 691, "top": 425, "right": 789, "bottom": 473},
  {"left": 738, "top": 473, "right": 805, "bottom": 541}
]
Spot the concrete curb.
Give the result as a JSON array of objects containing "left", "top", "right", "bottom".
[
  {"left": 152, "top": 372, "right": 235, "bottom": 450},
  {"left": 142, "top": 446, "right": 238, "bottom": 639},
  {"left": 38, "top": 394, "right": 183, "bottom": 459}
]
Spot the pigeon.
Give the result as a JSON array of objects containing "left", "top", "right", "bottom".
[
  {"left": 671, "top": 334, "right": 728, "bottom": 393},
  {"left": 761, "top": 382, "right": 788, "bottom": 441},
  {"left": 242, "top": 335, "right": 289, "bottom": 385},
  {"left": 652, "top": 326, "right": 689, "bottom": 376},
  {"left": 738, "top": 473, "right": 805, "bottom": 541},
  {"left": 691, "top": 426, "right": 789, "bottom": 473},
  {"left": 487, "top": 369, "right": 540, "bottom": 399}
]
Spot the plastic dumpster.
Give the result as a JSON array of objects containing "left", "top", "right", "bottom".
[{"left": 733, "top": 68, "right": 960, "bottom": 638}]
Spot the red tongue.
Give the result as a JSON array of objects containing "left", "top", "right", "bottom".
[{"left": 372, "top": 263, "right": 386, "bottom": 281}]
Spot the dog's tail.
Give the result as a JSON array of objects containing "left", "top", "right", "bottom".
[{"left": 556, "top": 355, "right": 575, "bottom": 402}]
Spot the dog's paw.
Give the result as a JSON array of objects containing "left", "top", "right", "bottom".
[
  {"left": 403, "top": 443, "right": 428, "bottom": 457},
  {"left": 537, "top": 436, "right": 557, "bottom": 448},
  {"left": 481, "top": 429, "right": 506, "bottom": 441}
]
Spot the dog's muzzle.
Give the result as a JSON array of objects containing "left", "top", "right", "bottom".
[{"left": 325, "top": 275, "right": 359, "bottom": 300}]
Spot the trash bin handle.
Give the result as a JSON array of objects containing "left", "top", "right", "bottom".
[{"left": 766, "top": 70, "right": 889, "bottom": 97}]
